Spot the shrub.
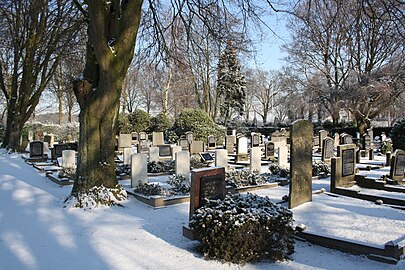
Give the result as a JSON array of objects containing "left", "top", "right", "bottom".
[
  {"left": 167, "top": 174, "right": 190, "bottom": 195},
  {"left": 128, "top": 109, "right": 150, "bottom": 133},
  {"left": 171, "top": 108, "right": 226, "bottom": 143},
  {"left": 118, "top": 114, "right": 133, "bottom": 134},
  {"left": 225, "top": 170, "right": 271, "bottom": 188},
  {"left": 390, "top": 118, "right": 405, "bottom": 151},
  {"left": 312, "top": 161, "right": 331, "bottom": 176},
  {"left": 190, "top": 193, "right": 295, "bottom": 264},
  {"left": 269, "top": 163, "right": 290, "bottom": 178},
  {"left": 134, "top": 182, "right": 164, "bottom": 196},
  {"left": 149, "top": 113, "right": 173, "bottom": 132},
  {"left": 381, "top": 139, "right": 393, "bottom": 154},
  {"left": 147, "top": 160, "right": 175, "bottom": 173}
]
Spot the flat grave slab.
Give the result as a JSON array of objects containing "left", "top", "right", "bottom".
[{"left": 45, "top": 172, "right": 74, "bottom": 186}]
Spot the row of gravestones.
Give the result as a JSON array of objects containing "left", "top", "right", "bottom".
[{"left": 29, "top": 141, "right": 77, "bottom": 169}]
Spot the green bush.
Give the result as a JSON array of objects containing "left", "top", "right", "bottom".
[
  {"left": 118, "top": 114, "right": 133, "bottom": 134},
  {"left": 149, "top": 113, "right": 172, "bottom": 132},
  {"left": 171, "top": 108, "right": 226, "bottom": 143},
  {"left": 190, "top": 193, "right": 294, "bottom": 264},
  {"left": 390, "top": 118, "right": 405, "bottom": 151},
  {"left": 128, "top": 109, "right": 150, "bottom": 133},
  {"left": 225, "top": 170, "right": 270, "bottom": 188}
]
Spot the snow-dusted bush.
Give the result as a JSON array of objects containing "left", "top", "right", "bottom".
[
  {"left": 134, "top": 182, "right": 164, "bottom": 196},
  {"left": 390, "top": 118, "right": 405, "bottom": 151},
  {"left": 381, "top": 139, "right": 393, "bottom": 154},
  {"left": 58, "top": 166, "right": 76, "bottom": 179},
  {"left": 190, "top": 154, "right": 210, "bottom": 169},
  {"left": 147, "top": 160, "right": 175, "bottom": 173},
  {"left": 65, "top": 185, "right": 127, "bottom": 209},
  {"left": 190, "top": 193, "right": 294, "bottom": 264},
  {"left": 225, "top": 170, "right": 271, "bottom": 188},
  {"left": 167, "top": 174, "right": 190, "bottom": 194},
  {"left": 312, "top": 161, "right": 330, "bottom": 176},
  {"left": 269, "top": 163, "right": 290, "bottom": 178}
]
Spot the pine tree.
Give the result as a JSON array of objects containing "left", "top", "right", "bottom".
[{"left": 216, "top": 41, "right": 246, "bottom": 125}]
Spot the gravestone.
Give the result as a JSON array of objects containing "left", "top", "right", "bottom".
[
  {"left": 51, "top": 144, "right": 68, "bottom": 160},
  {"left": 189, "top": 167, "right": 226, "bottom": 219},
  {"left": 131, "top": 153, "right": 148, "bottom": 188},
  {"left": 118, "top": 134, "right": 132, "bottom": 149},
  {"left": 190, "top": 141, "right": 205, "bottom": 154},
  {"left": 319, "top": 130, "right": 328, "bottom": 151},
  {"left": 389, "top": 149, "right": 405, "bottom": 184},
  {"left": 137, "top": 133, "right": 149, "bottom": 153},
  {"left": 62, "top": 150, "right": 76, "bottom": 168},
  {"left": 340, "top": 133, "right": 353, "bottom": 145},
  {"left": 225, "top": 135, "right": 236, "bottom": 154},
  {"left": 175, "top": 151, "right": 190, "bottom": 182},
  {"left": 289, "top": 120, "right": 313, "bottom": 209},
  {"left": 178, "top": 139, "right": 189, "bottom": 151},
  {"left": 152, "top": 132, "right": 164, "bottom": 146},
  {"left": 322, "top": 137, "right": 334, "bottom": 163},
  {"left": 171, "top": 145, "right": 182, "bottom": 160},
  {"left": 43, "top": 142, "right": 50, "bottom": 157},
  {"left": 131, "top": 132, "right": 139, "bottom": 144},
  {"left": 200, "top": 152, "right": 214, "bottom": 162},
  {"left": 207, "top": 135, "right": 216, "bottom": 149},
  {"left": 66, "top": 142, "right": 78, "bottom": 152},
  {"left": 28, "top": 129, "right": 34, "bottom": 142},
  {"left": 334, "top": 133, "right": 340, "bottom": 147},
  {"left": 236, "top": 136, "right": 248, "bottom": 162},
  {"left": 185, "top": 131, "right": 194, "bottom": 143},
  {"left": 251, "top": 133, "right": 261, "bottom": 147},
  {"left": 29, "top": 141, "right": 44, "bottom": 159},
  {"left": 331, "top": 144, "right": 357, "bottom": 191},
  {"left": 149, "top": 146, "right": 160, "bottom": 163},
  {"left": 44, "top": 134, "right": 55, "bottom": 148},
  {"left": 158, "top": 145, "right": 172, "bottom": 160},
  {"left": 363, "top": 134, "right": 372, "bottom": 150},
  {"left": 215, "top": 149, "right": 228, "bottom": 171},
  {"left": 277, "top": 144, "right": 288, "bottom": 168},
  {"left": 139, "top": 132, "right": 148, "bottom": 141},
  {"left": 123, "top": 147, "right": 133, "bottom": 165},
  {"left": 250, "top": 147, "right": 261, "bottom": 173},
  {"left": 265, "top": 142, "right": 275, "bottom": 160}
]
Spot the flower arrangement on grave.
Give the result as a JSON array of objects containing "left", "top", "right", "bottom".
[
  {"left": 225, "top": 170, "right": 275, "bottom": 188},
  {"left": 134, "top": 176, "right": 190, "bottom": 197},
  {"left": 190, "top": 193, "right": 295, "bottom": 264},
  {"left": 312, "top": 161, "right": 331, "bottom": 177}
]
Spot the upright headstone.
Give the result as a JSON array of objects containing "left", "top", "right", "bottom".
[
  {"left": 152, "top": 132, "right": 164, "bottom": 146},
  {"left": 118, "top": 134, "right": 132, "bottom": 149},
  {"left": 66, "top": 142, "right": 78, "bottom": 152},
  {"left": 190, "top": 141, "right": 205, "bottom": 154},
  {"left": 277, "top": 144, "right": 288, "bottom": 168},
  {"left": 28, "top": 129, "right": 34, "bottom": 142},
  {"left": 207, "top": 135, "right": 216, "bottom": 149},
  {"left": 334, "top": 133, "right": 340, "bottom": 147},
  {"left": 236, "top": 136, "right": 248, "bottom": 162},
  {"left": 265, "top": 142, "right": 275, "bottom": 160},
  {"left": 215, "top": 149, "right": 228, "bottom": 171},
  {"left": 158, "top": 145, "right": 172, "bottom": 160},
  {"left": 171, "top": 145, "right": 182, "bottom": 160},
  {"left": 29, "top": 141, "right": 44, "bottom": 159},
  {"left": 322, "top": 137, "right": 334, "bottom": 163},
  {"left": 44, "top": 134, "right": 55, "bottom": 148},
  {"left": 175, "top": 151, "right": 190, "bottom": 182},
  {"left": 319, "top": 130, "right": 328, "bottom": 151},
  {"left": 131, "top": 132, "right": 139, "bottom": 144},
  {"left": 389, "top": 149, "right": 405, "bottom": 184},
  {"left": 51, "top": 144, "right": 68, "bottom": 160},
  {"left": 251, "top": 133, "right": 261, "bottom": 147},
  {"left": 123, "top": 147, "right": 133, "bottom": 165},
  {"left": 131, "top": 153, "right": 148, "bottom": 188},
  {"left": 178, "top": 139, "right": 190, "bottom": 151},
  {"left": 189, "top": 167, "right": 226, "bottom": 219},
  {"left": 340, "top": 133, "right": 353, "bottom": 145},
  {"left": 137, "top": 132, "right": 149, "bottom": 153},
  {"left": 331, "top": 144, "right": 356, "bottom": 191},
  {"left": 225, "top": 135, "right": 236, "bottom": 154},
  {"left": 250, "top": 147, "right": 261, "bottom": 173},
  {"left": 381, "top": 132, "right": 387, "bottom": 142},
  {"left": 149, "top": 146, "right": 160, "bottom": 163},
  {"left": 185, "top": 131, "right": 194, "bottom": 143},
  {"left": 62, "top": 150, "right": 76, "bottom": 168},
  {"left": 289, "top": 120, "right": 313, "bottom": 209},
  {"left": 43, "top": 142, "right": 49, "bottom": 158}
]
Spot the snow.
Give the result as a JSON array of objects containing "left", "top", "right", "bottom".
[{"left": 1, "top": 151, "right": 404, "bottom": 270}]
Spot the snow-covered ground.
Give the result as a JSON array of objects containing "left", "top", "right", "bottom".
[{"left": 0, "top": 151, "right": 404, "bottom": 270}]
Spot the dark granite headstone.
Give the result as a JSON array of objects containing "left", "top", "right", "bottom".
[
  {"left": 189, "top": 167, "right": 226, "bottom": 219},
  {"left": 158, "top": 145, "right": 172, "bottom": 157},
  {"left": 389, "top": 149, "right": 405, "bottom": 184},
  {"left": 289, "top": 120, "right": 313, "bottom": 209},
  {"left": 66, "top": 142, "right": 78, "bottom": 152},
  {"left": 29, "top": 141, "right": 44, "bottom": 158},
  {"left": 200, "top": 152, "right": 214, "bottom": 162},
  {"left": 265, "top": 142, "right": 275, "bottom": 160},
  {"left": 52, "top": 144, "right": 68, "bottom": 160}
]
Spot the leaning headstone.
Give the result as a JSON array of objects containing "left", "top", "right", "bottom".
[
  {"left": 322, "top": 137, "right": 334, "bottom": 163},
  {"left": 171, "top": 145, "right": 182, "bottom": 160},
  {"left": 188, "top": 167, "right": 226, "bottom": 219},
  {"left": 123, "top": 147, "right": 133, "bottom": 165},
  {"left": 215, "top": 149, "right": 228, "bottom": 171},
  {"left": 225, "top": 135, "right": 236, "bottom": 154},
  {"left": 250, "top": 147, "right": 261, "bottom": 173},
  {"left": 190, "top": 141, "right": 205, "bottom": 154},
  {"left": 62, "top": 150, "right": 76, "bottom": 168},
  {"left": 149, "top": 146, "right": 160, "bottom": 163},
  {"left": 152, "top": 132, "right": 164, "bottom": 146},
  {"left": 265, "top": 142, "right": 275, "bottom": 160},
  {"left": 29, "top": 141, "right": 44, "bottom": 159},
  {"left": 175, "top": 151, "right": 190, "bottom": 182},
  {"left": 331, "top": 144, "right": 356, "bottom": 191},
  {"left": 389, "top": 149, "right": 405, "bottom": 184},
  {"left": 118, "top": 134, "right": 132, "bottom": 149},
  {"left": 236, "top": 136, "right": 248, "bottom": 162},
  {"left": 131, "top": 153, "right": 148, "bottom": 188},
  {"left": 289, "top": 120, "right": 313, "bottom": 209},
  {"left": 207, "top": 135, "right": 216, "bottom": 149}
]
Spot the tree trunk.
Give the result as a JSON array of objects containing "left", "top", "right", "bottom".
[{"left": 58, "top": 94, "right": 63, "bottom": 126}]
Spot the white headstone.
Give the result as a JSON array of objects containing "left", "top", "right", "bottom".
[
  {"left": 237, "top": 137, "right": 248, "bottom": 154},
  {"left": 62, "top": 150, "right": 76, "bottom": 168},
  {"left": 149, "top": 146, "right": 159, "bottom": 163},
  {"left": 171, "top": 145, "right": 182, "bottom": 160},
  {"left": 152, "top": 132, "right": 164, "bottom": 146},
  {"left": 175, "top": 151, "right": 190, "bottom": 182},
  {"left": 215, "top": 149, "right": 228, "bottom": 171},
  {"left": 123, "top": 147, "right": 133, "bottom": 165},
  {"left": 250, "top": 147, "right": 261, "bottom": 173},
  {"left": 278, "top": 145, "right": 288, "bottom": 168},
  {"left": 119, "top": 134, "right": 132, "bottom": 149},
  {"left": 43, "top": 142, "right": 49, "bottom": 157},
  {"left": 131, "top": 153, "right": 148, "bottom": 188}
]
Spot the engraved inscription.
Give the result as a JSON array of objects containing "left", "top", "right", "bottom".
[
  {"left": 199, "top": 175, "right": 223, "bottom": 206},
  {"left": 342, "top": 149, "right": 355, "bottom": 177},
  {"left": 394, "top": 154, "right": 405, "bottom": 176}
]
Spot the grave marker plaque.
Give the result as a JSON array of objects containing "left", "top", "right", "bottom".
[
  {"left": 289, "top": 120, "right": 313, "bottom": 209},
  {"left": 158, "top": 145, "right": 172, "bottom": 157},
  {"left": 341, "top": 148, "right": 355, "bottom": 177},
  {"left": 189, "top": 167, "right": 226, "bottom": 219},
  {"left": 52, "top": 144, "right": 68, "bottom": 160},
  {"left": 200, "top": 152, "right": 214, "bottom": 162}
]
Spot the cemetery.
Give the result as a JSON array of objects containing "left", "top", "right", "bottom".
[{"left": 0, "top": 1, "right": 404, "bottom": 269}]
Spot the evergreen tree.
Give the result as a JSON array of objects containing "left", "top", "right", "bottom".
[{"left": 216, "top": 41, "right": 246, "bottom": 125}]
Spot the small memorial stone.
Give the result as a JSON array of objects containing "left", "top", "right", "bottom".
[
  {"left": 250, "top": 147, "right": 261, "bottom": 173},
  {"left": 152, "top": 132, "right": 164, "bottom": 146},
  {"left": 215, "top": 149, "right": 228, "bottom": 170},
  {"left": 175, "top": 151, "right": 190, "bottom": 182},
  {"left": 131, "top": 153, "right": 148, "bottom": 188},
  {"left": 149, "top": 146, "right": 160, "bottom": 163},
  {"left": 265, "top": 142, "right": 275, "bottom": 160}
]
